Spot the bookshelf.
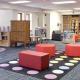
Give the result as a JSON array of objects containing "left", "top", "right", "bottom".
[
  {"left": 63, "top": 15, "right": 80, "bottom": 33},
  {"left": 10, "top": 20, "right": 30, "bottom": 47}
]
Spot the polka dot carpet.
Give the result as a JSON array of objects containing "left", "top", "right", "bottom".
[{"left": 0, "top": 51, "right": 80, "bottom": 80}]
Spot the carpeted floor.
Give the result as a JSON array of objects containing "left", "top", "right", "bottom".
[
  {"left": 0, "top": 51, "right": 80, "bottom": 80},
  {"left": 0, "top": 41, "right": 80, "bottom": 80}
]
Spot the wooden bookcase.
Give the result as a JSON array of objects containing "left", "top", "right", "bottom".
[
  {"left": 63, "top": 15, "right": 72, "bottom": 31},
  {"left": 10, "top": 20, "right": 30, "bottom": 47},
  {"left": 63, "top": 15, "right": 80, "bottom": 33}
]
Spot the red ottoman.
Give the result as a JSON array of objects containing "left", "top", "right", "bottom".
[
  {"left": 65, "top": 44, "right": 80, "bottom": 56},
  {"left": 19, "top": 50, "right": 49, "bottom": 70},
  {"left": 36, "top": 44, "right": 56, "bottom": 57},
  {"left": 73, "top": 34, "right": 78, "bottom": 42}
]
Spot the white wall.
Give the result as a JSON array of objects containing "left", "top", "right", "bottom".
[
  {"left": 0, "top": 10, "right": 13, "bottom": 31},
  {"left": 38, "top": 13, "right": 44, "bottom": 27},
  {"left": 0, "top": 10, "right": 13, "bottom": 26},
  {"left": 31, "top": 12, "right": 51, "bottom": 38},
  {"left": 31, "top": 12, "right": 46, "bottom": 36},
  {"left": 0, "top": 9, "right": 28, "bottom": 31},
  {"left": 50, "top": 11, "right": 62, "bottom": 39},
  {"left": 38, "top": 13, "right": 51, "bottom": 39},
  {"left": 45, "top": 13, "right": 50, "bottom": 39},
  {"left": 0, "top": 9, "right": 34, "bottom": 31},
  {"left": 11, "top": 10, "right": 30, "bottom": 20},
  {"left": 31, "top": 12, "right": 39, "bottom": 36}
]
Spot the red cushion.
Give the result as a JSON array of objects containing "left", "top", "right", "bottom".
[
  {"left": 65, "top": 44, "right": 80, "bottom": 56},
  {"left": 19, "top": 50, "right": 49, "bottom": 70},
  {"left": 36, "top": 44, "right": 56, "bottom": 57}
]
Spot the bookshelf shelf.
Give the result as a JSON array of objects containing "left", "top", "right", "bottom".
[{"left": 0, "top": 32, "right": 10, "bottom": 47}]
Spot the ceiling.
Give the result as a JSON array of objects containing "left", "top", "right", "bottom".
[{"left": 1, "top": 0, "right": 80, "bottom": 11}]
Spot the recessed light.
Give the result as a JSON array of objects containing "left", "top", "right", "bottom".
[
  {"left": 74, "top": 8, "right": 80, "bottom": 10},
  {"left": 9, "top": 0, "right": 31, "bottom": 4},
  {"left": 52, "top": 1, "right": 76, "bottom": 4}
]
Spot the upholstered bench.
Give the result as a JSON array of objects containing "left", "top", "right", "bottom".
[
  {"left": 36, "top": 44, "right": 56, "bottom": 57},
  {"left": 65, "top": 44, "right": 80, "bottom": 56},
  {"left": 19, "top": 50, "right": 49, "bottom": 70}
]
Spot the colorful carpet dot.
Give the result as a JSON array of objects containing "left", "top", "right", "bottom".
[
  {"left": 12, "top": 67, "right": 23, "bottom": 71},
  {"left": 52, "top": 70, "right": 64, "bottom": 74},
  {"left": 27, "top": 70, "right": 39, "bottom": 75},
  {"left": 59, "top": 66, "right": 70, "bottom": 70},
  {"left": 73, "top": 58, "right": 80, "bottom": 60},
  {"left": 69, "top": 60, "right": 78, "bottom": 63},
  {"left": 50, "top": 60, "right": 59, "bottom": 64},
  {"left": 44, "top": 74, "right": 57, "bottom": 80},
  {"left": 9, "top": 61, "right": 18, "bottom": 64},
  {"left": 60, "top": 56, "right": 68, "bottom": 58},
  {"left": 64, "top": 63, "right": 74, "bottom": 66},
  {"left": 55, "top": 58, "right": 64, "bottom": 61},
  {"left": 0, "top": 48, "right": 6, "bottom": 52},
  {"left": 0, "top": 63, "right": 9, "bottom": 67},
  {"left": 49, "top": 63, "right": 53, "bottom": 67}
]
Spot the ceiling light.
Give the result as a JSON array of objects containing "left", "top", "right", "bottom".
[
  {"left": 74, "top": 8, "right": 80, "bottom": 10},
  {"left": 9, "top": 0, "right": 31, "bottom": 4},
  {"left": 57, "top": 10, "right": 73, "bottom": 12},
  {"left": 52, "top": 1, "right": 76, "bottom": 4}
]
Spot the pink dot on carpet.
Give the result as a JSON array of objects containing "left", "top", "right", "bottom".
[
  {"left": 12, "top": 67, "right": 23, "bottom": 71},
  {"left": 44, "top": 74, "right": 57, "bottom": 79},
  {"left": 27, "top": 70, "right": 39, "bottom": 75},
  {"left": 0, "top": 63, "right": 9, "bottom": 67}
]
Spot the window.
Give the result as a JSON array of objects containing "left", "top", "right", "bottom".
[
  {"left": 17, "top": 13, "right": 22, "bottom": 20},
  {"left": 17, "top": 13, "right": 25, "bottom": 20},
  {"left": 26, "top": 14, "right": 30, "bottom": 20},
  {"left": 30, "top": 13, "right": 32, "bottom": 30}
]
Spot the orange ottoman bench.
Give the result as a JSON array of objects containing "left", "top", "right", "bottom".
[
  {"left": 65, "top": 44, "right": 80, "bottom": 56},
  {"left": 36, "top": 44, "right": 56, "bottom": 57},
  {"left": 19, "top": 50, "right": 49, "bottom": 70}
]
